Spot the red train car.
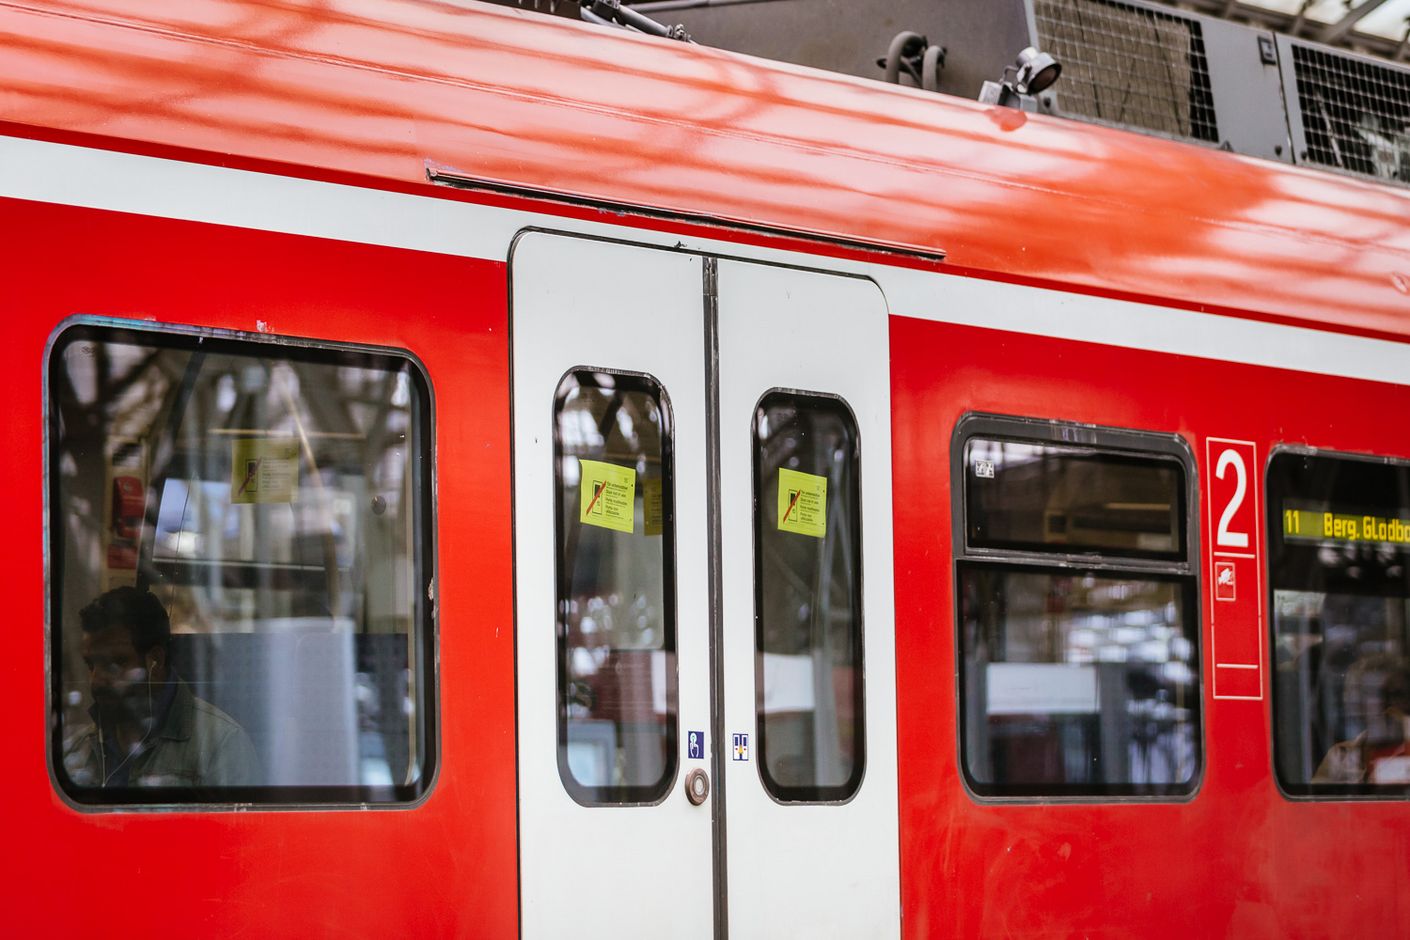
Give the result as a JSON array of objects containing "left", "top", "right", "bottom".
[{"left": 5, "top": 1, "right": 1410, "bottom": 936}]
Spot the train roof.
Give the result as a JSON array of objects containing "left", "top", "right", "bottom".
[{"left": 3, "top": 0, "right": 1409, "bottom": 341}]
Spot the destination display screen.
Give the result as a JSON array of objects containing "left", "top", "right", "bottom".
[{"left": 1282, "top": 505, "right": 1410, "bottom": 547}]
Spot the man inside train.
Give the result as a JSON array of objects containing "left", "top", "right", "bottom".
[
  {"left": 1313, "top": 655, "right": 1410, "bottom": 785},
  {"left": 62, "top": 586, "right": 260, "bottom": 789}
]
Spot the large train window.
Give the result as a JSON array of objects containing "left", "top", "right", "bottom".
[
  {"left": 1269, "top": 450, "right": 1410, "bottom": 799},
  {"left": 553, "top": 369, "right": 678, "bottom": 805},
  {"left": 48, "top": 321, "right": 435, "bottom": 806},
  {"left": 953, "top": 415, "right": 1201, "bottom": 799},
  {"left": 752, "top": 390, "right": 864, "bottom": 803}
]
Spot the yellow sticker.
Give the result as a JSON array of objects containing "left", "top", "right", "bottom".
[
  {"left": 778, "top": 467, "right": 827, "bottom": 538},
  {"left": 231, "top": 438, "right": 300, "bottom": 504},
  {"left": 642, "top": 477, "right": 664, "bottom": 536},
  {"left": 580, "top": 459, "right": 636, "bottom": 533}
]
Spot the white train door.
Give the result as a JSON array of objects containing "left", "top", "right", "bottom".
[
  {"left": 715, "top": 259, "right": 898, "bottom": 937},
  {"left": 512, "top": 232, "right": 898, "bottom": 938}
]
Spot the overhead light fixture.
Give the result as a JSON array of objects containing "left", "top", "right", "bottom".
[
  {"left": 1014, "top": 46, "right": 1061, "bottom": 96},
  {"left": 979, "top": 46, "right": 1062, "bottom": 111}
]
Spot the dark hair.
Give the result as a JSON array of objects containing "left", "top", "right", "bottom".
[{"left": 79, "top": 587, "right": 171, "bottom": 655}]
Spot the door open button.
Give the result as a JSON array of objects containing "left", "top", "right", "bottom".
[{"left": 685, "top": 768, "right": 710, "bottom": 805}]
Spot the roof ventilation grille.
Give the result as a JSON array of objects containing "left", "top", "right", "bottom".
[
  {"left": 1289, "top": 43, "right": 1410, "bottom": 183},
  {"left": 1034, "top": 0, "right": 1218, "bottom": 143}
]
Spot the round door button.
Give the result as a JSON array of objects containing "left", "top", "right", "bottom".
[{"left": 685, "top": 767, "right": 710, "bottom": 805}]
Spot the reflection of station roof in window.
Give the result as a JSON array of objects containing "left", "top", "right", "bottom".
[{"left": 969, "top": 439, "right": 1181, "bottom": 556}]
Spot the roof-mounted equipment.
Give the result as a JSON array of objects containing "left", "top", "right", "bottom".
[
  {"left": 878, "top": 31, "right": 947, "bottom": 93},
  {"left": 979, "top": 45, "right": 1063, "bottom": 111}
]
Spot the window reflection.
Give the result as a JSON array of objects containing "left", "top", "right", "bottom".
[
  {"left": 1270, "top": 452, "right": 1410, "bottom": 796},
  {"left": 956, "top": 418, "right": 1200, "bottom": 798},
  {"left": 49, "top": 325, "right": 433, "bottom": 804},
  {"left": 960, "top": 567, "right": 1198, "bottom": 793},
  {"left": 966, "top": 439, "right": 1184, "bottom": 559},
  {"left": 554, "top": 370, "right": 677, "bottom": 803},
  {"left": 753, "top": 391, "right": 864, "bottom": 802}
]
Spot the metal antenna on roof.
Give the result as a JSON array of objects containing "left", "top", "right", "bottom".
[{"left": 579, "top": 0, "right": 694, "bottom": 41}]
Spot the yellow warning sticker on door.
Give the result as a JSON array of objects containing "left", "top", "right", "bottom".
[
  {"left": 642, "top": 477, "right": 664, "bottom": 536},
  {"left": 778, "top": 467, "right": 827, "bottom": 538},
  {"left": 580, "top": 459, "right": 636, "bottom": 533},
  {"left": 231, "top": 438, "right": 300, "bottom": 504}
]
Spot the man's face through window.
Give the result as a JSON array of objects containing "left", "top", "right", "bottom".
[{"left": 81, "top": 625, "right": 148, "bottom": 713}]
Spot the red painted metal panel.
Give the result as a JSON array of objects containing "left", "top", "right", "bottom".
[
  {"left": 0, "top": 1, "right": 1408, "bottom": 934},
  {"left": 0, "top": 1, "right": 1406, "bottom": 340},
  {"left": 3, "top": 197, "right": 517, "bottom": 936},
  {"left": 891, "top": 313, "right": 1410, "bottom": 938}
]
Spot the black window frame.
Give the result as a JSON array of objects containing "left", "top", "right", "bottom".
[
  {"left": 46, "top": 318, "right": 439, "bottom": 810},
  {"left": 1266, "top": 445, "right": 1410, "bottom": 802},
  {"left": 751, "top": 387, "right": 866, "bottom": 804},
  {"left": 552, "top": 367, "right": 679, "bottom": 806},
  {"left": 951, "top": 413, "right": 1204, "bottom": 802}
]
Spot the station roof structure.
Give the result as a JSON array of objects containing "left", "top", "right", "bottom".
[
  {"left": 615, "top": 0, "right": 1410, "bottom": 61},
  {"left": 1162, "top": 1, "right": 1410, "bottom": 59}
]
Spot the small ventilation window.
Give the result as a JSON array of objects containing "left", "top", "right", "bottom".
[
  {"left": 1292, "top": 43, "right": 1410, "bottom": 184},
  {"left": 1034, "top": 0, "right": 1218, "bottom": 144}
]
